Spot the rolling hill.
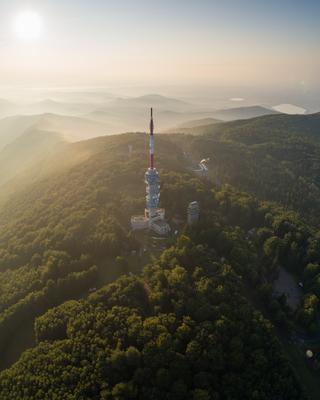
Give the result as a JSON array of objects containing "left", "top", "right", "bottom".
[
  {"left": 172, "top": 112, "right": 320, "bottom": 223},
  {"left": 0, "top": 92, "right": 287, "bottom": 135},
  {"left": 0, "top": 113, "right": 113, "bottom": 149},
  {"left": 19, "top": 99, "right": 99, "bottom": 116},
  {"left": 0, "top": 99, "right": 17, "bottom": 118},
  {"left": 177, "top": 112, "right": 320, "bottom": 142},
  {"left": 175, "top": 117, "right": 221, "bottom": 128},
  {"left": 0, "top": 112, "right": 318, "bottom": 397},
  {"left": 87, "top": 107, "right": 217, "bottom": 133},
  {"left": 0, "top": 113, "right": 119, "bottom": 195},
  {"left": 0, "top": 131, "right": 310, "bottom": 399},
  {"left": 163, "top": 117, "right": 222, "bottom": 134},
  {"left": 87, "top": 94, "right": 216, "bottom": 131},
  {"left": 0, "top": 128, "right": 65, "bottom": 187},
  {"left": 210, "top": 105, "right": 279, "bottom": 121},
  {"left": 107, "top": 94, "right": 191, "bottom": 110},
  {"left": 162, "top": 106, "right": 282, "bottom": 134}
]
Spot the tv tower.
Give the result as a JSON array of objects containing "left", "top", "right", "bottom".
[{"left": 130, "top": 108, "right": 170, "bottom": 235}]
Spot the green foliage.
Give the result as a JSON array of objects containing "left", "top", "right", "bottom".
[
  {"left": 0, "top": 241, "right": 304, "bottom": 399},
  {"left": 297, "top": 294, "right": 319, "bottom": 331},
  {"left": 173, "top": 113, "right": 320, "bottom": 223},
  {"left": 0, "top": 127, "right": 318, "bottom": 396},
  {"left": 0, "top": 266, "right": 98, "bottom": 351},
  {"left": 35, "top": 300, "right": 82, "bottom": 342}
]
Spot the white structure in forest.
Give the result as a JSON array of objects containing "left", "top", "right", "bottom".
[
  {"left": 131, "top": 109, "right": 171, "bottom": 235},
  {"left": 187, "top": 201, "right": 200, "bottom": 225}
]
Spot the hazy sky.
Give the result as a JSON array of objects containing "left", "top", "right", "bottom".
[{"left": 0, "top": 0, "right": 319, "bottom": 89}]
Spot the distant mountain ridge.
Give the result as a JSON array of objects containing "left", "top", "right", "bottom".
[
  {"left": 170, "top": 111, "right": 320, "bottom": 140},
  {"left": 19, "top": 99, "right": 99, "bottom": 116},
  {"left": 210, "top": 105, "right": 279, "bottom": 121},
  {"left": 0, "top": 92, "right": 290, "bottom": 134},
  {"left": 0, "top": 113, "right": 116, "bottom": 191},
  {"left": 174, "top": 117, "right": 221, "bottom": 128},
  {"left": 163, "top": 106, "right": 280, "bottom": 133},
  {"left": 0, "top": 128, "right": 65, "bottom": 187},
  {"left": 109, "top": 94, "right": 190, "bottom": 109},
  {"left": 0, "top": 99, "right": 17, "bottom": 118},
  {"left": 163, "top": 117, "right": 221, "bottom": 134},
  {"left": 90, "top": 95, "right": 278, "bottom": 132},
  {"left": 0, "top": 113, "right": 113, "bottom": 151}
]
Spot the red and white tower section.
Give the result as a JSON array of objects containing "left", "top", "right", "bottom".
[
  {"left": 149, "top": 107, "right": 155, "bottom": 169},
  {"left": 131, "top": 108, "right": 170, "bottom": 235}
]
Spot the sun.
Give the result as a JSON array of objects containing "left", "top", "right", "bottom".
[{"left": 13, "top": 11, "right": 43, "bottom": 41}]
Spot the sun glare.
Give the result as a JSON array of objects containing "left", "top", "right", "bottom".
[{"left": 13, "top": 11, "right": 43, "bottom": 41}]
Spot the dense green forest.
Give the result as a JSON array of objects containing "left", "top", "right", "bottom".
[
  {"left": 0, "top": 240, "right": 304, "bottom": 399},
  {"left": 0, "top": 133, "right": 188, "bottom": 369},
  {"left": 0, "top": 113, "right": 319, "bottom": 398},
  {"left": 173, "top": 112, "right": 320, "bottom": 223}
]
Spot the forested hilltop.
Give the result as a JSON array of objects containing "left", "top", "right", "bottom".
[
  {"left": 172, "top": 112, "right": 320, "bottom": 224},
  {"left": 0, "top": 112, "right": 319, "bottom": 398},
  {"left": 0, "top": 133, "right": 185, "bottom": 369}
]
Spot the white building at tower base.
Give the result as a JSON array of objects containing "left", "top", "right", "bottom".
[{"left": 131, "top": 207, "right": 170, "bottom": 235}]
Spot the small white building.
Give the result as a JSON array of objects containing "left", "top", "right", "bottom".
[
  {"left": 187, "top": 201, "right": 200, "bottom": 225},
  {"left": 131, "top": 215, "right": 149, "bottom": 231},
  {"left": 131, "top": 210, "right": 170, "bottom": 235}
]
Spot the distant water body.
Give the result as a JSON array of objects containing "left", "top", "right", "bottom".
[{"left": 273, "top": 104, "right": 307, "bottom": 114}]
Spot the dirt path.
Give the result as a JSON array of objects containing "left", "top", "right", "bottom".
[{"left": 273, "top": 266, "right": 303, "bottom": 310}]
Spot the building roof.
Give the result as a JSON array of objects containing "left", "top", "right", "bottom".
[
  {"left": 152, "top": 220, "right": 169, "bottom": 227},
  {"left": 131, "top": 215, "right": 148, "bottom": 221}
]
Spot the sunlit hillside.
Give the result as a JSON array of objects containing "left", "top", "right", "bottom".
[{"left": 0, "top": 113, "right": 317, "bottom": 396}]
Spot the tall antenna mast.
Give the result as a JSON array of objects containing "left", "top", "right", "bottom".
[
  {"left": 130, "top": 108, "right": 170, "bottom": 235},
  {"left": 149, "top": 107, "right": 154, "bottom": 169}
]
